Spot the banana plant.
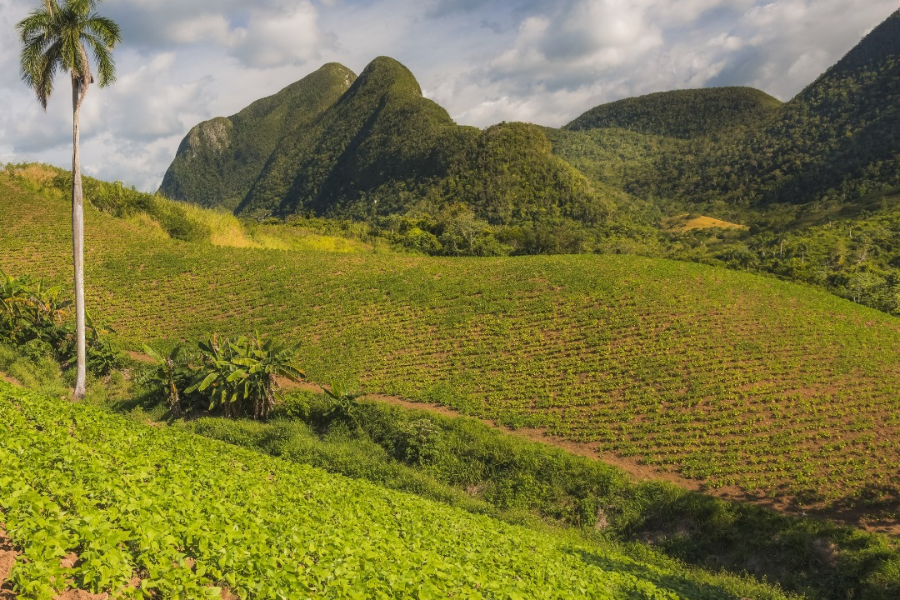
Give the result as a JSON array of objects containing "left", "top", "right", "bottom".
[
  {"left": 188, "top": 333, "right": 305, "bottom": 419},
  {"left": 143, "top": 343, "right": 194, "bottom": 418},
  {"left": 322, "top": 380, "right": 362, "bottom": 427}
]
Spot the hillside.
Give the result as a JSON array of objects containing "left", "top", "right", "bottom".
[
  {"left": 1, "top": 381, "right": 797, "bottom": 599},
  {"left": 565, "top": 87, "right": 782, "bottom": 139},
  {"left": 159, "top": 63, "right": 356, "bottom": 211},
  {"left": 661, "top": 10, "right": 900, "bottom": 208},
  {"left": 3, "top": 172, "right": 899, "bottom": 526}
]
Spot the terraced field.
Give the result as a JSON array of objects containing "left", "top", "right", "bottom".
[{"left": 2, "top": 175, "right": 899, "bottom": 516}]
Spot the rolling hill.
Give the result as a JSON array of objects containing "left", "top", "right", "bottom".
[
  {"left": 3, "top": 167, "right": 899, "bottom": 525},
  {"left": 565, "top": 87, "right": 782, "bottom": 139}
]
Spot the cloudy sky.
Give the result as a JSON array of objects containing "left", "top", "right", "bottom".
[{"left": 0, "top": 0, "right": 896, "bottom": 191}]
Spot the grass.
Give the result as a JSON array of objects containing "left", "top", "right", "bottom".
[
  {"left": 662, "top": 214, "right": 748, "bottom": 233},
  {"left": 1, "top": 170, "right": 899, "bottom": 524}
]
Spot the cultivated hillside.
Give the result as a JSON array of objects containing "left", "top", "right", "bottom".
[
  {"left": 3, "top": 172, "right": 899, "bottom": 521},
  {"left": 565, "top": 87, "right": 782, "bottom": 139},
  {"left": 2, "top": 381, "right": 795, "bottom": 599}
]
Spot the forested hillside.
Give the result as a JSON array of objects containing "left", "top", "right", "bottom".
[
  {"left": 159, "top": 63, "right": 356, "bottom": 211},
  {"left": 651, "top": 10, "right": 900, "bottom": 209},
  {"left": 565, "top": 87, "right": 782, "bottom": 139},
  {"left": 162, "top": 57, "right": 615, "bottom": 256}
]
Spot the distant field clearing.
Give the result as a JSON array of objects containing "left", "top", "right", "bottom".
[{"left": 665, "top": 214, "right": 748, "bottom": 232}]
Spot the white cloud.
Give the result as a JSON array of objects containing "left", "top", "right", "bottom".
[
  {"left": 229, "top": 3, "right": 328, "bottom": 68},
  {"left": 0, "top": 0, "right": 896, "bottom": 191}
]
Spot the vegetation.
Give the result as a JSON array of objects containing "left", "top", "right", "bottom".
[
  {"left": 0, "top": 381, "right": 797, "bottom": 600},
  {"left": 17, "top": 0, "right": 122, "bottom": 398},
  {"left": 179, "top": 392, "right": 900, "bottom": 600},
  {"left": 565, "top": 87, "right": 782, "bottom": 139},
  {"left": 163, "top": 57, "right": 623, "bottom": 253},
  {"left": 150, "top": 13, "right": 900, "bottom": 321},
  {"left": 2, "top": 171, "right": 898, "bottom": 527},
  {"left": 186, "top": 333, "right": 305, "bottom": 419},
  {"left": 0, "top": 268, "right": 120, "bottom": 376},
  {"left": 160, "top": 63, "right": 357, "bottom": 211}
]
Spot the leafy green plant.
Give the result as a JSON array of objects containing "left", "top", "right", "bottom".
[
  {"left": 187, "top": 333, "right": 304, "bottom": 419},
  {"left": 143, "top": 344, "right": 195, "bottom": 418},
  {"left": 321, "top": 380, "right": 362, "bottom": 427},
  {"left": 0, "top": 268, "right": 72, "bottom": 358}
]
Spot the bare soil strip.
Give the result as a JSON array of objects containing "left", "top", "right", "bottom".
[{"left": 0, "top": 524, "right": 18, "bottom": 600}]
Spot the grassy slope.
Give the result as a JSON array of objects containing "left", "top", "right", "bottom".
[
  {"left": 1, "top": 381, "right": 794, "bottom": 600},
  {"left": 2, "top": 176, "right": 899, "bottom": 517}
]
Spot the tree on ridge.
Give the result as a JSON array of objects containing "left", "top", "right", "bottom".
[{"left": 17, "top": 0, "right": 121, "bottom": 398}]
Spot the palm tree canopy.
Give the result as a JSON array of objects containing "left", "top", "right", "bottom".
[{"left": 18, "top": 0, "right": 121, "bottom": 109}]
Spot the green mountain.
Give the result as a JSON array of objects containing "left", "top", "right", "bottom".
[
  {"left": 163, "top": 57, "right": 615, "bottom": 236},
  {"left": 159, "top": 63, "right": 356, "bottom": 211},
  {"left": 156, "top": 13, "right": 900, "bottom": 310},
  {"left": 665, "top": 10, "right": 900, "bottom": 208},
  {"left": 565, "top": 87, "right": 782, "bottom": 139}
]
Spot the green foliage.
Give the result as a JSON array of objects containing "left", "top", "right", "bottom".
[
  {"left": 0, "top": 268, "right": 121, "bottom": 376},
  {"left": 0, "top": 268, "right": 71, "bottom": 359},
  {"left": 142, "top": 343, "right": 196, "bottom": 418},
  {"left": 321, "top": 380, "right": 362, "bottom": 427},
  {"left": 0, "top": 381, "right": 796, "bottom": 599},
  {"left": 566, "top": 87, "right": 782, "bottom": 139},
  {"left": 184, "top": 333, "right": 304, "bottom": 419},
  {"left": 186, "top": 392, "right": 900, "bottom": 600}
]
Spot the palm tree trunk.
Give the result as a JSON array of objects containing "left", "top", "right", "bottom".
[{"left": 71, "top": 76, "right": 86, "bottom": 399}]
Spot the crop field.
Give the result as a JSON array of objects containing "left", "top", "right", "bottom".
[
  {"left": 2, "top": 176, "right": 899, "bottom": 517},
  {"left": 0, "top": 381, "right": 794, "bottom": 600}
]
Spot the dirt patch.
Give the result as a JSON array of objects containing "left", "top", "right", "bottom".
[
  {"left": 0, "top": 524, "right": 18, "bottom": 600},
  {"left": 60, "top": 553, "right": 78, "bottom": 569},
  {"left": 220, "top": 588, "right": 239, "bottom": 600},
  {"left": 125, "top": 351, "right": 156, "bottom": 365},
  {"left": 0, "top": 373, "right": 21, "bottom": 387},
  {"left": 53, "top": 592, "right": 108, "bottom": 600}
]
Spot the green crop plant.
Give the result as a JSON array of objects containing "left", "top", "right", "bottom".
[{"left": 0, "top": 380, "right": 800, "bottom": 600}]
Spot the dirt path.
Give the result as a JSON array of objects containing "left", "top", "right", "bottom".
[{"left": 0, "top": 374, "right": 20, "bottom": 387}]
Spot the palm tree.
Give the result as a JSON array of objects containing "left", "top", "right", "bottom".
[{"left": 17, "top": 0, "right": 121, "bottom": 399}]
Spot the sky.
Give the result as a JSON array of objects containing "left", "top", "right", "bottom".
[{"left": 0, "top": 0, "right": 896, "bottom": 192}]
